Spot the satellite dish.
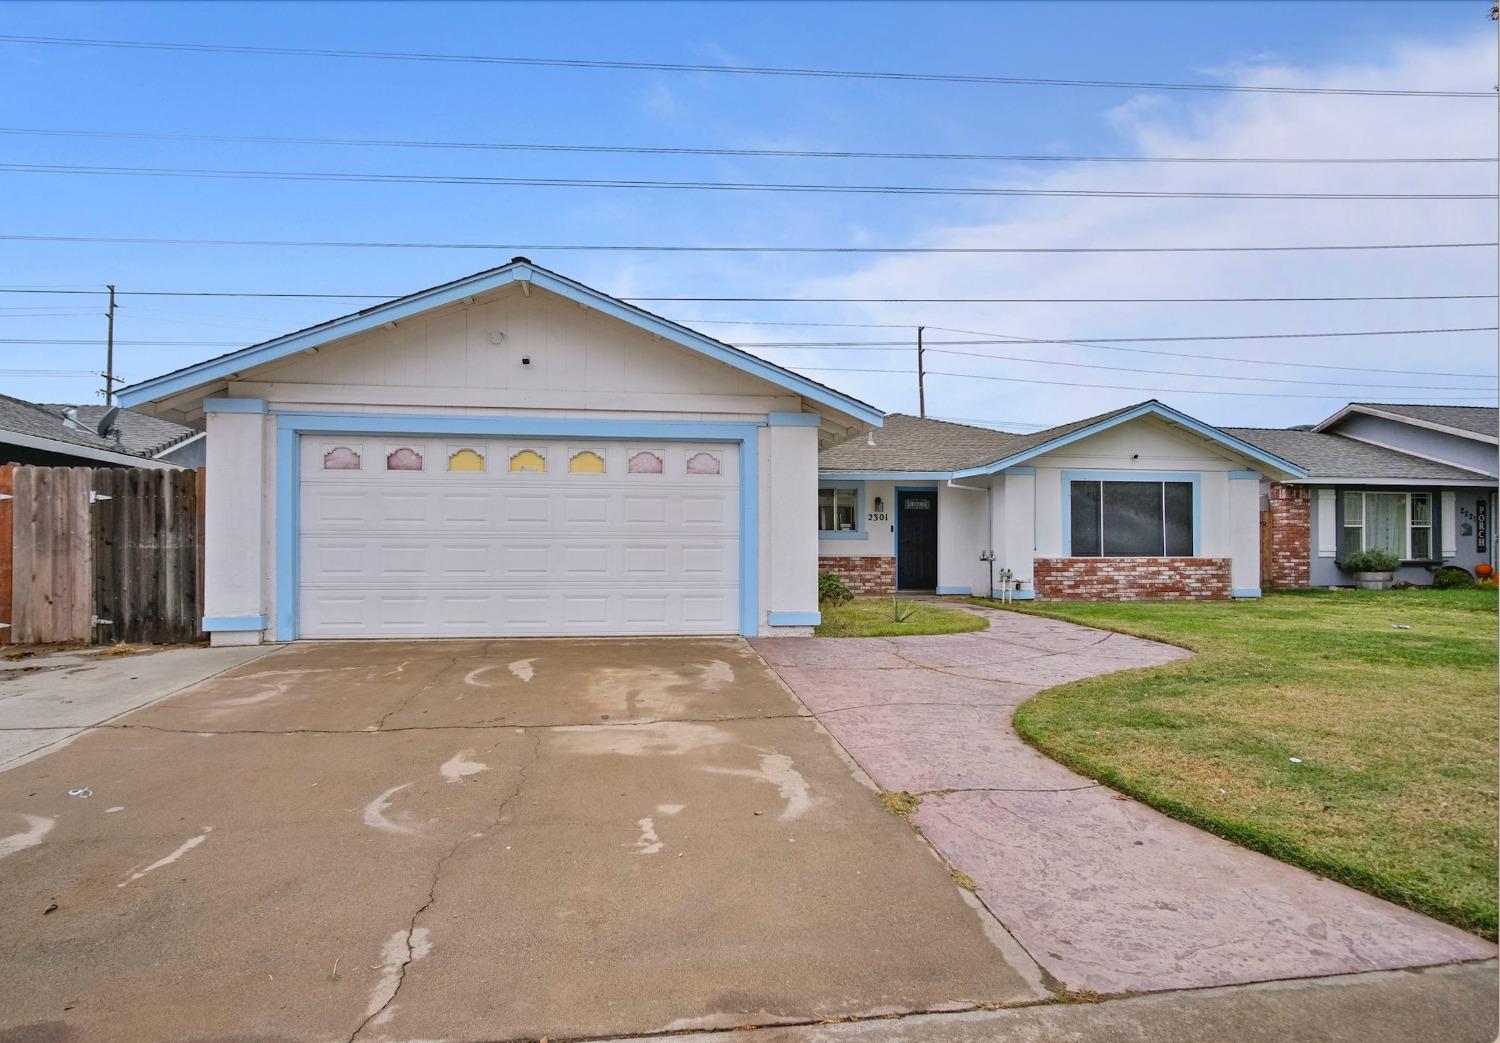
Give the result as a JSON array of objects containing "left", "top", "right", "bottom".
[{"left": 95, "top": 406, "right": 121, "bottom": 438}]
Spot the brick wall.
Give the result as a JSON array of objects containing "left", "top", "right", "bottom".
[
  {"left": 819, "top": 555, "right": 895, "bottom": 595},
  {"left": 1034, "top": 557, "right": 1232, "bottom": 601},
  {"left": 1265, "top": 483, "right": 1311, "bottom": 590}
]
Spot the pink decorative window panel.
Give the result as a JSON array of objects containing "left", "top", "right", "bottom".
[
  {"left": 323, "top": 446, "right": 361, "bottom": 470},
  {"left": 628, "top": 451, "right": 664, "bottom": 474},
  {"left": 386, "top": 447, "right": 424, "bottom": 471},
  {"left": 685, "top": 451, "right": 721, "bottom": 476}
]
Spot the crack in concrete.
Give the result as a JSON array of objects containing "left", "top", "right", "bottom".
[
  {"left": 373, "top": 654, "right": 463, "bottom": 731},
  {"left": 80, "top": 711, "right": 813, "bottom": 738},
  {"left": 347, "top": 729, "right": 544, "bottom": 1042}
]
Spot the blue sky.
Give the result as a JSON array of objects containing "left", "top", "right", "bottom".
[{"left": 2, "top": 1, "right": 1494, "bottom": 428}]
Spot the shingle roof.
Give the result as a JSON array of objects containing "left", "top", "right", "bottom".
[
  {"left": 1343, "top": 403, "right": 1498, "bottom": 439},
  {"left": 818, "top": 402, "right": 1146, "bottom": 472},
  {"left": 1222, "top": 427, "right": 1493, "bottom": 481},
  {"left": 45, "top": 405, "right": 198, "bottom": 456},
  {"left": 0, "top": 393, "right": 123, "bottom": 453}
]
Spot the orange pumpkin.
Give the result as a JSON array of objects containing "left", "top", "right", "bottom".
[{"left": 1477, "top": 562, "right": 1494, "bottom": 578}]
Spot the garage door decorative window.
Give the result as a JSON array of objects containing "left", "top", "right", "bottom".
[
  {"left": 569, "top": 450, "right": 606, "bottom": 474},
  {"left": 322, "top": 446, "right": 361, "bottom": 470},
  {"left": 509, "top": 449, "right": 546, "bottom": 473},
  {"left": 628, "top": 450, "right": 663, "bottom": 474},
  {"left": 447, "top": 448, "right": 485, "bottom": 472},
  {"left": 386, "top": 447, "right": 423, "bottom": 471},
  {"left": 685, "top": 451, "right": 721, "bottom": 475}
]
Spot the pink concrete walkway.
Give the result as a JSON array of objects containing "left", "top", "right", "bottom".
[{"left": 751, "top": 604, "right": 1495, "bottom": 995}]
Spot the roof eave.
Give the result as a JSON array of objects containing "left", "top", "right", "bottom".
[
  {"left": 0, "top": 429, "right": 172, "bottom": 468},
  {"left": 116, "top": 261, "right": 884, "bottom": 426},
  {"left": 1313, "top": 404, "right": 1499, "bottom": 445}
]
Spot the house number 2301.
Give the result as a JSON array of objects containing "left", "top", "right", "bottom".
[{"left": 868, "top": 512, "right": 889, "bottom": 522}]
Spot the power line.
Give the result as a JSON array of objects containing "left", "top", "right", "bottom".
[
  {"left": 736, "top": 326, "right": 1498, "bottom": 347},
  {"left": 0, "top": 286, "right": 1492, "bottom": 304},
  {"left": 3, "top": 235, "right": 1492, "bottom": 255},
  {"left": 2, "top": 126, "right": 1489, "bottom": 165},
  {"left": 7, "top": 161, "right": 1492, "bottom": 200},
  {"left": 0, "top": 34, "right": 1487, "bottom": 98},
  {"left": 790, "top": 366, "right": 1497, "bottom": 401}
]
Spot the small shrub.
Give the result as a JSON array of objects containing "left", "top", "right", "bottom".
[
  {"left": 888, "top": 597, "right": 917, "bottom": 622},
  {"left": 818, "top": 572, "right": 854, "bottom": 605},
  {"left": 1432, "top": 567, "right": 1475, "bottom": 590},
  {"left": 1338, "top": 548, "right": 1401, "bottom": 573}
]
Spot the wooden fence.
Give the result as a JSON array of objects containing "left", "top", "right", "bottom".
[{"left": 0, "top": 465, "right": 205, "bottom": 645}]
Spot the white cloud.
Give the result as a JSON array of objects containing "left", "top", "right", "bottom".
[{"left": 763, "top": 32, "right": 1497, "bottom": 430}]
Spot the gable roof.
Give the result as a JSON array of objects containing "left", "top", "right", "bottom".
[
  {"left": 0, "top": 394, "right": 177, "bottom": 467},
  {"left": 1222, "top": 427, "right": 1494, "bottom": 483},
  {"left": 114, "top": 257, "right": 883, "bottom": 426},
  {"left": 45, "top": 404, "right": 198, "bottom": 457},
  {"left": 1314, "top": 403, "right": 1498, "bottom": 443},
  {"left": 820, "top": 400, "right": 1306, "bottom": 479}
]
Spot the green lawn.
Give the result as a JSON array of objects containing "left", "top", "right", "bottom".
[
  {"left": 815, "top": 598, "right": 989, "bottom": 638},
  {"left": 972, "top": 589, "right": 1498, "bottom": 938}
]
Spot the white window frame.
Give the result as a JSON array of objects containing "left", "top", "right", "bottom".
[{"left": 1340, "top": 490, "right": 1434, "bottom": 561}]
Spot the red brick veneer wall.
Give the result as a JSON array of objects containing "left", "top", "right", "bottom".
[
  {"left": 819, "top": 555, "right": 896, "bottom": 595},
  {"left": 1265, "top": 484, "right": 1311, "bottom": 590},
  {"left": 1034, "top": 557, "right": 1231, "bottom": 601}
]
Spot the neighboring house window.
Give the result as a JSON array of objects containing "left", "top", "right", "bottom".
[
  {"left": 1069, "top": 480, "right": 1193, "bottom": 557},
  {"left": 818, "top": 487, "right": 859, "bottom": 533},
  {"left": 1341, "top": 491, "right": 1433, "bottom": 560}
]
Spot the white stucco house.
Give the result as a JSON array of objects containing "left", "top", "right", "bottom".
[
  {"left": 116, "top": 259, "right": 882, "bottom": 644},
  {"left": 816, "top": 405, "right": 1308, "bottom": 601}
]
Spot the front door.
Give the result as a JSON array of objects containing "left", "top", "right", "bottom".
[{"left": 896, "top": 489, "right": 938, "bottom": 590}]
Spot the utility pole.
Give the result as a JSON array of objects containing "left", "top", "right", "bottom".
[
  {"left": 103, "top": 284, "right": 117, "bottom": 404},
  {"left": 916, "top": 325, "right": 926, "bottom": 417}
]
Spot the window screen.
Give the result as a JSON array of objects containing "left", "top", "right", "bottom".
[{"left": 1069, "top": 479, "right": 1194, "bottom": 558}]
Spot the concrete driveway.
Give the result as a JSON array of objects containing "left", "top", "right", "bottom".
[
  {"left": 753, "top": 603, "right": 1496, "bottom": 996},
  {"left": 0, "top": 638, "right": 1045, "bottom": 1042}
]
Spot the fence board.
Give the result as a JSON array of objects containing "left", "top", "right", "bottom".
[{"left": 0, "top": 464, "right": 12, "bottom": 645}]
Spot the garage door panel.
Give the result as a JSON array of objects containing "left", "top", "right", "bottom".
[{"left": 298, "top": 437, "right": 740, "bottom": 637}]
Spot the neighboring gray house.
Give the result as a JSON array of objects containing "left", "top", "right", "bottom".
[
  {"left": 1227, "top": 403, "right": 1497, "bottom": 589},
  {"left": 0, "top": 393, "right": 196, "bottom": 468}
]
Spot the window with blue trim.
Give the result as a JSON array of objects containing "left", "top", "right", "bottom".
[
  {"left": 1070, "top": 480, "right": 1194, "bottom": 557},
  {"left": 818, "top": 487, "right": 859, "bottom": 533}
]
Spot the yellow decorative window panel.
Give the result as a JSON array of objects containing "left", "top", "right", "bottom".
[
  {"left": 569, "top": 451, "right": 606, "bottom": 474},
  {"left": 448, "top": 448, "right": 485, "bottom": 472},
  {"left": 509, "top": 449, "right": 546, "bottom": 473}
]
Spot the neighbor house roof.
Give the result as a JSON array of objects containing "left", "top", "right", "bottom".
[
  {"left": 115, "top": 257, "right": 884, "bottom": 426},
  {"left": 1313, "top": 403, "right": 1499, "bottom": 442},
  {"left": 0, "top": 394, "right": 176, "bottom": 467},
  {"left": 1222, "top": 427, "right": 1495, "bottom": 483},
  {"left": 45, "top": 404, "right": 199, "bottom": 457},
  {"left": 820, "top": 401, "right": 1306, "bottom": 479}
]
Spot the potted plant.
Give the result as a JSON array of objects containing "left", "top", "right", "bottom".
[{"left": 1338, "top": 548, "right": 1401, "bottom": 590}]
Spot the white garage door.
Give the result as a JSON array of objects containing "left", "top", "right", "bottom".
[{"left": 297, "top": 436, "right": 740, "bottom": 638}]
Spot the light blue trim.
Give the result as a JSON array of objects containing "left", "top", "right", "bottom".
[
  {"left": 817, "top": 478, "right": 866, "bottom": 540},
  {"left": 1009, "top": 590, "right": 1036, "bottom": 601},
  {"left": 935, "top": 586, "right": 971, "bottom": 595},
  {"left": 272, "top": 412, "right": 761, "bottom": 640},
  {"left": 203, "top": 397, "right": 267, "bottom": 414},
  {"left": 1061, "top": 470, "right": 1203, "bottom": 557},
  {"left": 1004, "top": 466, "right": 1036, "bottom": 476},
  {"left": 1229, "top": 470, "right": 1262, "bottom": 481},
  {"left": 203, "top": 614, "right": 267, "bottom": 632},
  {"left": 767, "top": 412, "right": 822, "bottom": 427},
  {"left": 820, "top": 470, "right": 955, "bottom": 481},
  {"left": 1232, "top": 587, "right": 1262, "bottom": 598},
  {"left": 767, "top": 611, "right": 821, "bottom": 627},
  {"left": 117, "top": 261, "right": 884, "bottom": 426},
  {"left": 950, "top": 402, "right": 1308, "bottom": 480}
]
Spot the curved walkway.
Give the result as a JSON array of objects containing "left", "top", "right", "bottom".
[{"left": 750, "top": 603, "right": 1495, "bottom": 995}]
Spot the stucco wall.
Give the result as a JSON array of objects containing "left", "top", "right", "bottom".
[{"left": 1331, "top": 414, "right": 1497, "bottom": 478}]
